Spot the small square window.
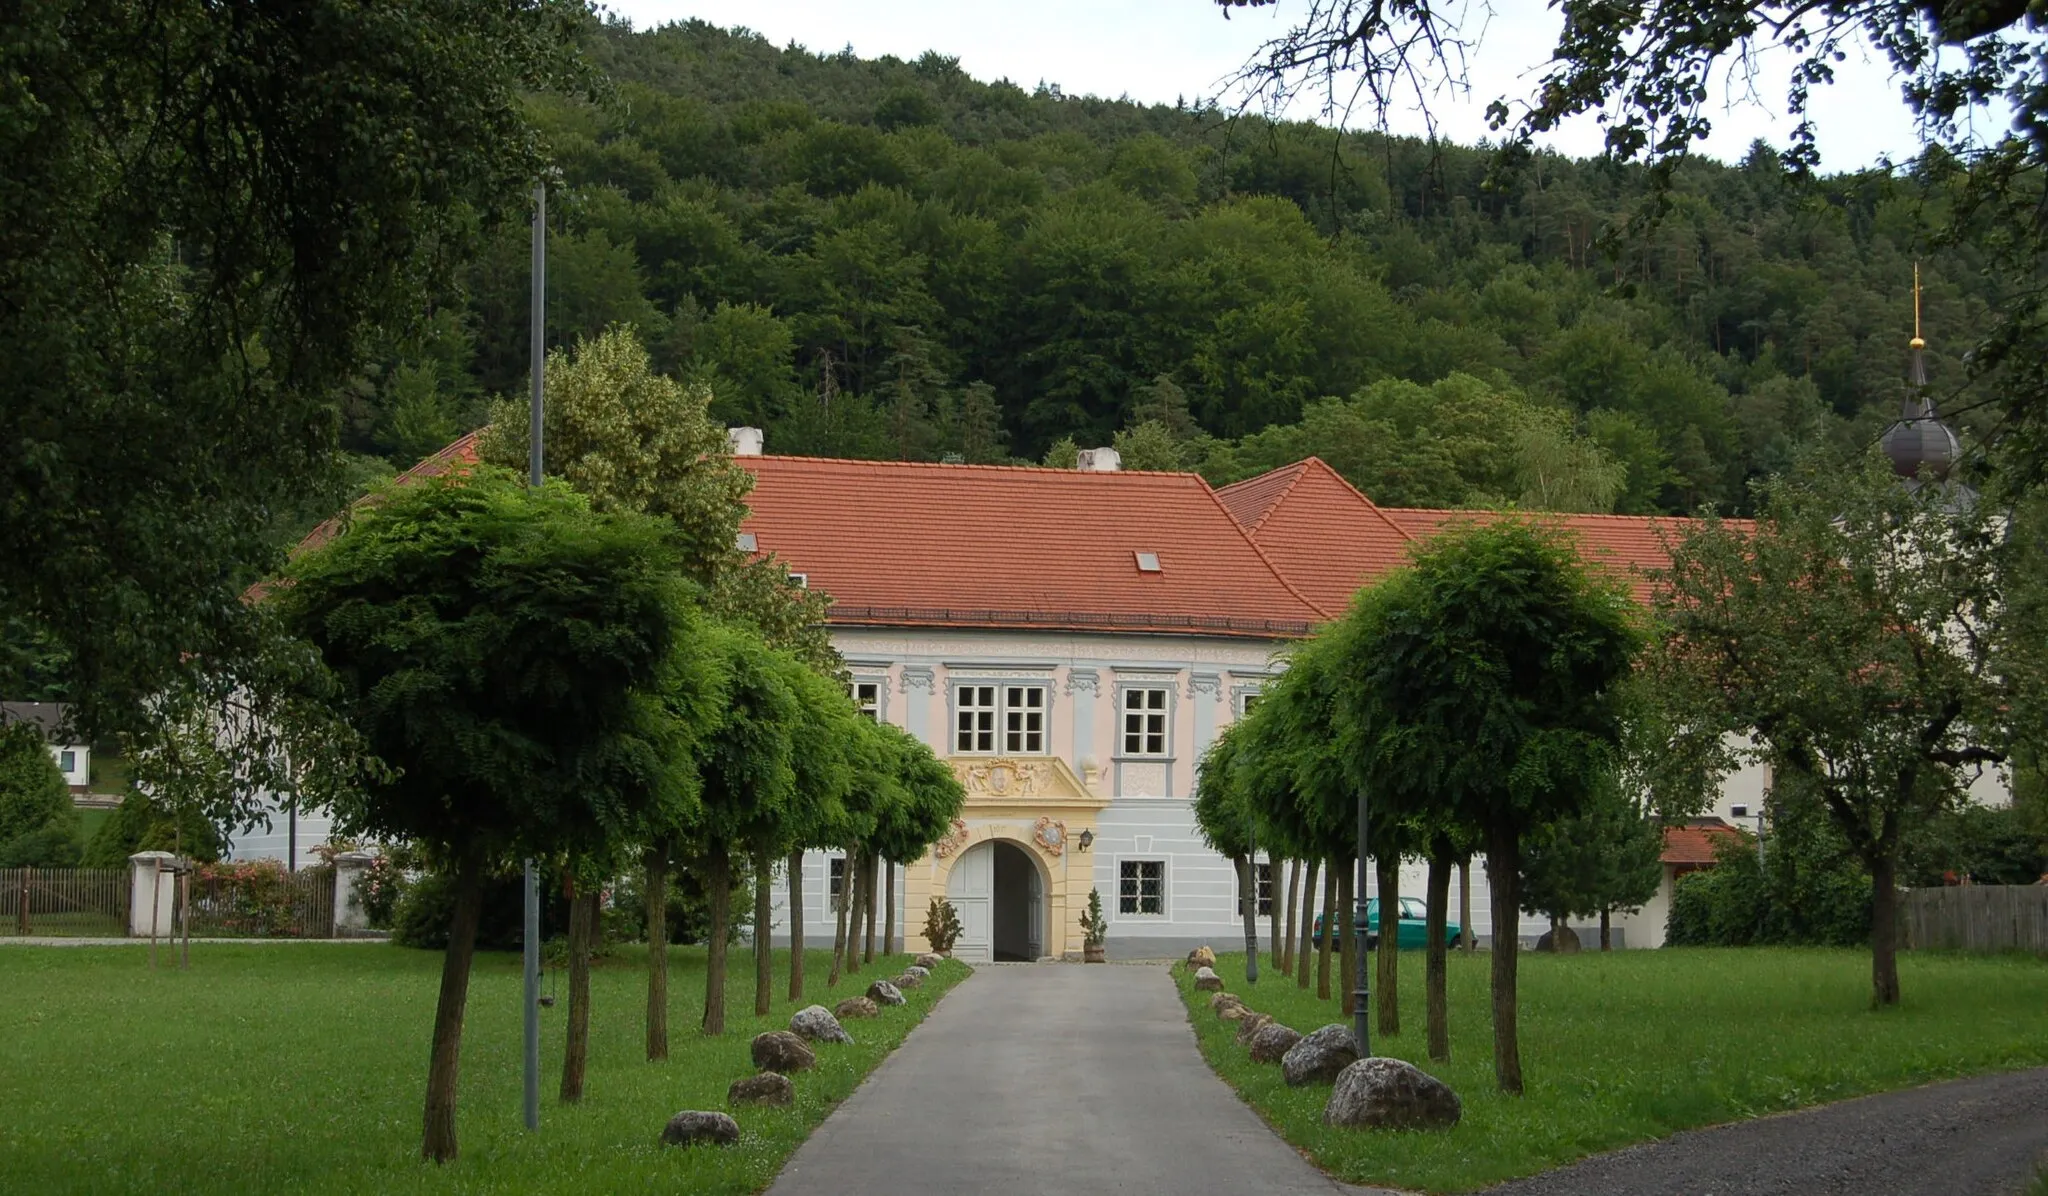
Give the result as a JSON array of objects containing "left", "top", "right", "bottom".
[
  {"left": 1238, "top": 691, "right": 1262, "bottom": 717},
  {"left": 1121, "top": 687, "right": 1168, "bottom": 756},
  {"left": 852, "top": 681, "right": 880, "bottom": 721},
  {"left": 788, "top": 572, "right": 808, "bottom": 588},
  {"left": 736, "top": 532, "right": 758, "bottom": 552},
  {"left": 1119, "top": 860, "right": 1165, "bottom": 915}
]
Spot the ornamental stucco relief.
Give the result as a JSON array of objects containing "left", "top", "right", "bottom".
[
  {"left": 932, "top": 818, "right": 970, "bottom": 859},
  {"left": 1033, "top": 816, "right": 1068, "bottom": 857},
  {"left": 959, "top": 757, "right": 1046, "bottom": 798}
]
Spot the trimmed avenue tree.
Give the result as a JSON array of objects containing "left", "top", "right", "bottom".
[
  {"left": 1644, "top": 455, "right": 2008, "bottom": 1006},
  {"left": 1337, "top": 520, "right": 1639, "bottom": 1094},
  {"left": 277, "top": 469, "right": 684, "bottom": 1161},
  {"left": 1194, "top": 726, "right": 1263, "bottom": 977}
]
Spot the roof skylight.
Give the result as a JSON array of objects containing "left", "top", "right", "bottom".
[{"left": 1134, "top": 551, "right": 1162, "bottom": 573}]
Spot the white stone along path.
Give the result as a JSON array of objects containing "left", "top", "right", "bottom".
[{"left": 768, "top": 963, "right": 1378, "bottom": 1196}]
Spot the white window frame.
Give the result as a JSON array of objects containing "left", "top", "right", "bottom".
[
  {"left": 1237, "top": 860, "right": 1273, "bottom": 919},
  {"left": 1120, "top": 686, "right": 1170, "bottom": 757},
  {"left": 852, "top": 680, "right": 881, "bottom": 722},
  {"left": 58, "top": 749, "right": 77, "bottom": 774},
  {"left": 954, "top": 684, "right": 998, "bottom": 754},
  {"left": 951, "top": 681, "right": 1049, "bottom": 755},
  {"left": 1117, "top": 858, "right": 1167, "bottom": 918},
  {"left": 1002, "top": 683, "right": 1046, "bottom": 754}
]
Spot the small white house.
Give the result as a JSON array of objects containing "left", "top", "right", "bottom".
[{"left": 0, "top": 701, "right": 90, "bottom": 790}]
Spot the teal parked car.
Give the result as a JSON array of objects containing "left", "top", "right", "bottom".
[{"left": 1314, "top": 897, "right": 1462, "bottom": 950}]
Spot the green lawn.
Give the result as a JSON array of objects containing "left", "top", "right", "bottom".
[
  {"left": 1177, "top": 947, "right": 2048, "bottom": 1193},
  {"left": 0, "top": 942, "right": 964, "bottom": 1194}
]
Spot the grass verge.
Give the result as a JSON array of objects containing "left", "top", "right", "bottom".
[
  {"left": 1176, "top": 947, "right": 2048, "bottom": 1193},
  {"left": 0, "top": 941, "right": 964, "bottom": 1194}
]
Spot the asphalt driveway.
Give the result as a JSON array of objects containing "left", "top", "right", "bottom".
[{"left": 766, "top": 962, "right": 1369, "bottom": 1195}]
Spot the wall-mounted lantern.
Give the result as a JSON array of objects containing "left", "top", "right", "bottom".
[{"left": 1077, "top": 829, "right": 1094, "bottom": 853}]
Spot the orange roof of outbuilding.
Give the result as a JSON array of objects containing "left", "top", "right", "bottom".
[
  {"left": 737, "top": 455, "right": 1330, "bottom": 637},
  {"left": 1661, "top": 819, "right": 1744, "bottom": 865},
  {"left": 1214, "top": 458, "right": 1418, "bottom": 617}
]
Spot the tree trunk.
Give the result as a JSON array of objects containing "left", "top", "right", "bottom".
[
  {"left": 844, "top": 850, "right": 866, "bottom": 976},
  {"left": 1425, "top": 853, "right": 1451, "bottom": 1063},
  {"left": 421, "top": 851, "right": 485, "bottom": 1163},
  {"left": 1281, "top": 859, "right": 1300, "bottom": 976},
  {"left": 560, "top": 886, "right": 594, "bottom": 1103},
  {"left": 1485, "top": 829, "right": 1524, "bottom": 1095},
  {"left": 1870, "top": 852, "right": 1901, "bottom": 1006},
  {"left": 828, "top": 851, "right": 851, "bottom": 987},
  {"left": 645, "top": 849, "right": 668, "bottom": 1062},
  {"left": 703, "top": 853, "right": 732, "bottom": 1035},
  {"left": 1338, "top": 861, "right": 1355, "bottom": 1016},
  {"left": 787, "top": 849, "right": 806, "bottom": 1003},
  {"left": 1316, "top": 862, "right": 1335, "bottom": 1001},
  {"left": 1298, "top": 857, "right": 1320, "bottom": 989},
  {"left": 754, "top": 850, "right": 773, "bottom": 1017},
  {"left": 1375, "top": 853, "right": 1399, "bottom": 1038},
  {"left": 1266, "top": 853, "right": 1282, "bottom": 972},
  {"left": 863, "top": 853, "right": 878, "bottom": 963},
  {"left": 1460, "top": 857, "right": 1474, "bottom": 953},
  {"left": 1600, "top": 907, "right": 1611, "bottom": 951},
  {"left": 885, "top": 860, "right": 897, "bottom": 956},
  {"left": 1235, "top": 854, "right": 1259, "bottom": 978}
]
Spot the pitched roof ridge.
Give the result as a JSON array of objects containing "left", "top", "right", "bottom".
[
  {"left": 1195, "top": 476, "right": 1340, "bottom": 623},
  {"left": 751, "top": 453, "right": 1204, "bottom": 480},
  {"left": 1294, "top": 457, "right": 1418, "bottom": 544},
  {"left": 1214, "top": 460, "right": 1310, "bottom": 535}
]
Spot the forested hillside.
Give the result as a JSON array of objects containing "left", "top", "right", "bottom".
[{"left": 347, "top": 17, "right": 1992, "bottom": 517}]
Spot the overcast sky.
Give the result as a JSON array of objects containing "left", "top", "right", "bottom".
[{"left": 598, "top": 0, "right": 1958, "bottom": 170}]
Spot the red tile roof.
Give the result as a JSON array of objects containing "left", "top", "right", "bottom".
[
  {"left": 737, "top": 455, "right": 1329, "bottom": 637},
  {"left": 1661, "top": 819, "right": 1744, "bottom": 865},
  {"left": 292, "top": 432, "right": 484, "bottom": 557},
  {"left": 1215, "top": 458, "right": 1417, "bottom": 617},
  {"left": 1374, "top": 507, "right": 1737, "bottom": 605}
]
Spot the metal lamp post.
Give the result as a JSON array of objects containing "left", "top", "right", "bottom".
[
  {"left": 521, "top": 181, "right": 546, "bottom": 1135},
  {"left": 1353, "top": 790, "right": 1372, "bottom": 1059}
]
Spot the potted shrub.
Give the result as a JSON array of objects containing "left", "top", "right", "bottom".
[
  {"left": 1080, "top": 886, "right": 1109, "bottom": 963},
  {"left": 924, "top": 896, "right": 962, "bottom": 957}
]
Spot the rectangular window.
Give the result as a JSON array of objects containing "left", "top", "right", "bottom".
[
  {"left": 1237, "top": 861, "right": 1273, "bottom": 918},
  {"left": 1118, "top": 859, "right": 1165, "bottom": 916},
  {"left": 58, "top": 750, "right": 76, "bottom": 773},
  {"left": 1238, "top": 691, "right": 1262, "bottom": 717},
  {"left": 852, "top": 681, "right": 880, "bottom": 722},
  {"left": 955, "top": 685, "right": 996, "bottom": 753},
  {"left": 829, "top": 857, "right": 845, "bottom": 902},
  {"left": 1121, "top": 687, "right": 1168, "bottom": 756},
  {"left": 1003, "top": 685, "right": 1045, "bottom": 754}
]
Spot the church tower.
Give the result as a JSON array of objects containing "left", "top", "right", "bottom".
[{"left": 1879, "top": 264, "right": 1969, "bottom": 500}]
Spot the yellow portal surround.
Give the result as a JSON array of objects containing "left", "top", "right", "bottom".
[{"left": 902, "top": 756, "right": 1109, "bottom": 960}]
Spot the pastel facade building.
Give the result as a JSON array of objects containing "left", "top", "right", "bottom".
[{"left": 735, "top": 442, "right": 1722, "bottom": 960}]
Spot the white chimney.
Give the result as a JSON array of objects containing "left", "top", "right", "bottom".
[
  {"left": 1075, "top": 446, "right": 1121, "bottom": 472},
  {"left": 727, "top": 426, "right": 764, "bottom": 457}
]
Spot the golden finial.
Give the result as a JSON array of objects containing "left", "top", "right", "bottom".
[{"left": 1910, "top": 263, "right": 1925, "bottom": 350}]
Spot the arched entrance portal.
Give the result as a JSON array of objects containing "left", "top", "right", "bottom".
[{"left": 945, "top": 839, "right": 1045, "bottom": 963}]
